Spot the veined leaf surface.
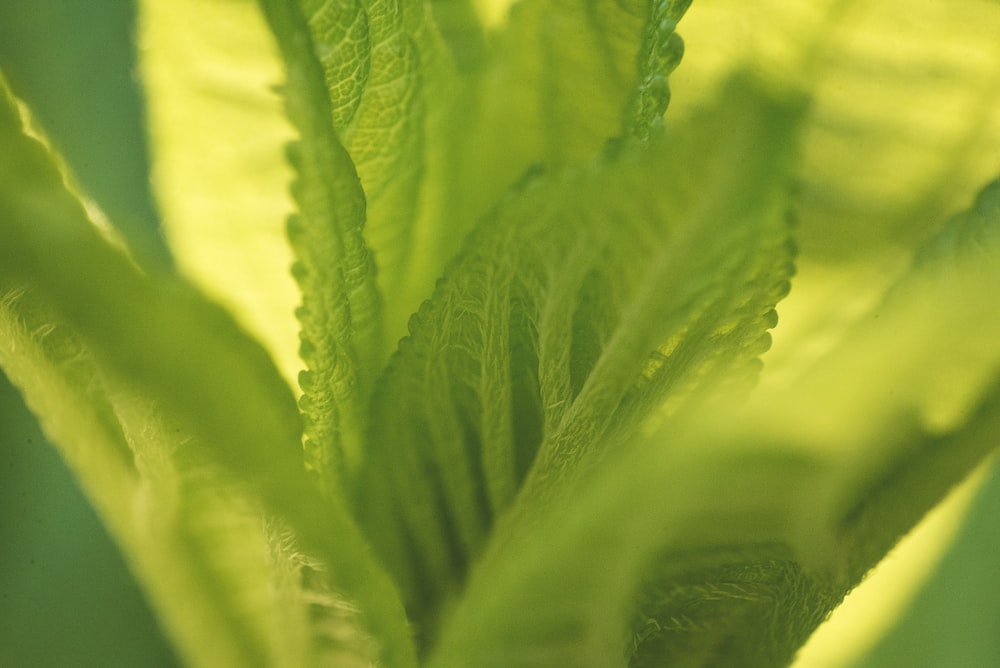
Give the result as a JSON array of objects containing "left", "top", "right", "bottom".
[
  {"left": 429, "top": 170, "right": 1000, "bottom": 668},
  {"left": 139, "top": 0, "right": 301, "bottom": 384},
  {"left": 354, "top": 74, "right": 802, "bottom": 636}
]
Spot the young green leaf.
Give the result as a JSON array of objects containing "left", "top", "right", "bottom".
[
  {"left": 429, "top": 172, "right": 1000, "bottom": 668},
  {"left": 428, "top": 433, "right": 835, "bottom": 668},
  {"left": 137, "top": 0, "right": 301, "bottom": 386},
  {"left": 256, "top": 0, "right": 385, "bottom": 487},
  {"left": 449, "top": 0, "right": 693, "bottom": 242},
  {"left": 0, "top": 292, "right": 292, "bottom": 667},
  {"left": 283, "top": 0, "right": 466, "bottom": 355},
  {"left": 353, "top": 73, "right": 804, "bottom": 636},
  {"left": 284, "top": 0, "right": 696, "bottom": 360},
  {"left": 0, "top": 77, "right": 417, "bottom": 668}
]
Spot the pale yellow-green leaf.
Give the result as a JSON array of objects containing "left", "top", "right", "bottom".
[
  {"left": 672, "top": 0, "right": 1000, "bottom": 384},
  {"left": 138, "top": 0, "right": 300, "bottom": 385}
]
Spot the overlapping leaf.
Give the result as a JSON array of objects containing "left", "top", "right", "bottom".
[
  {"left": 448, "top": 0, "right": 693, "bottom": 249},
  {"left": 352, "top": 75, "right": 803, "bottom": 637},
  {"left": 0, "top": 78, "right": 416, "bottom": 668},
  {"left": 0, "top": 292, "right": 290, "bottom": 667},
  {"left": 6, "top": 0, "right": 1000, "bottom": 665},
  {"left": 428, "top": 171, "right": 1000, "bottom": 668},
  {"left": 255, "top": 0, "right": 702, "bottom": 496},
  {"left": 624, "top": 175, "right": 1000, "bottom": 667},
  {"left": 290, "top": 0, "right": 461, "bottom": 353},
  {"left": 291, "top": 0, "right": 695, "bottom": 347},
  {"left": 669, "top": 0, "right": 1000, "bottom": 390}
]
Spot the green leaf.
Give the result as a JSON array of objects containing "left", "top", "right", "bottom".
[
  {"left": 449, "top": 0, "right": 692, "bottom": 247},
  {"left": 0, "top": 77, "right": 416, "bottom": 668},
  {"left": 138, "top": 0, "right": 301, "bottom": 384},
  {"left": 0, "top": 85, "right": 309, "bottom": 665},
  {"left": 288, "top": 0, "right": 463, "bottom": 354},
  {"left": 785, "top": 176, "right": 1000, "bottom": 583},
  {"left": 285, "top": 0, "right": 695, "bottom": 359},
  {"left": 485, "top": 0, "right": 692, "bottom": 159},
  {"left": 256, "top": 0, "right": 385, "bottom": 486},
  {"left": 264, "top": 0, "right": 699, "bottom": 491},
  {"left": 428, "top": 434, "right": 834, "bottom": 668},
  {"left": 426, "top": 0, "right": 486, "bottom": 70},
  {"left": 626, "top": 174, "right": 1000, "bottom": 667},
  {"left": 353, "top": 74, "right": 803, "bottom": 636},
  {"left": 0, "top": 293, "right": 284, "bottom": 667},
  {"left": 672, "top": 0, "right": 1000, "bottom": 389},
  {"left": 0, "top": 81, "right": 302, "bottom": 493},
  {"left": 428, "top": 172, "right": 1000, "bottom": 668},
  {"left": 648, "top": 173, "right": 1000, "bottom": 667},
  {"left": 0, "top": 1, "right": 170, "bottom": 271}
]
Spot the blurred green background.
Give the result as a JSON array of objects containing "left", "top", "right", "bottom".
[
  {"left": 0, "top": 1, "right": 997, "bottom": 666},
  {"left": 0, "top": 1, "right": 175, "bottom": 665}
]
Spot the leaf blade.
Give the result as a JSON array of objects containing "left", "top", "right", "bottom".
[
  {"left": 0, "top": 76, "right": 417, "bottom": 668},
  {"left": 257, "top": 0, "right": 385, "bottom": 485},
  {"left": 354, "top": 74, "right": 804, "bottom": 633},
  {"left": 138, "top": 0, "right": 301, "bottom": 384},
  {"left": 429, "top": 172, "right": 1000, "bottom": 667}
]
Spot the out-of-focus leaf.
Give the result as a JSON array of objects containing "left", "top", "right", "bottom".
[
  {"left": 855, "top": 458, "right": 1000, "bottom": 668},
  {"left": 671, "top": 0, "right": 1000, "bottom": 389},
  {"left": 0, "top": 77, "right": 415, "bottom": 668},
  {"left": 0, "top": 0, "right": 168, "bottom": 269},
  {"left": 672, "top": 0, "right": 1000, "bottom": 260},
  {"left": 138, "top": 0, "right": 301, "bottom": 384},
  {"left": 0, "top": 374, "right": 179, "bottom": 667},
  {"left": 0, "top": 292, "right": 281, "bottom": 667}
]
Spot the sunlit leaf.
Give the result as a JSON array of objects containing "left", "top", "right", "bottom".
[
  {"left": 0, "top": 76, "right": 415, "bottom": 668},
  {"left": 353, "top": 75, "right": 801, "bottom": 638},
  {"left": 139, "top": 0, "right": 301, "bottom": 384}
]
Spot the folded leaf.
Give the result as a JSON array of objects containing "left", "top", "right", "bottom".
[
  {"left": 257, "top": 0, "right": 385, "bottom": 487},
  {"left": 353, "top": 74, "right": 803, "bottom": 635},
  {"left": 427, "top": 419, "right": 836, "bottom": 668},
  {"left": 290, "top": 0, "right": 463, "bottom": 354},
  {"left": 287, "top": 0, "right": 696, "bottom": 360}
]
